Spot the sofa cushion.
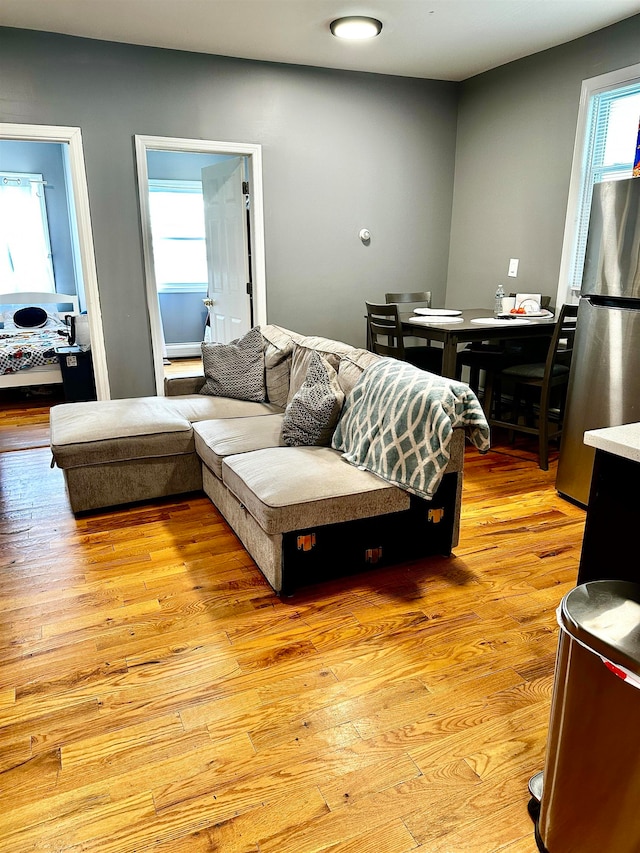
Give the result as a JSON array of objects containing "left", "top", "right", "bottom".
[
  {"left": 167, "top": 394, "right": 281, "bottom": 422},
  {"left": 50, "top": 398, "right": 194, "bottom": 468},
  {"left": 222, "top": 446, "right": 410, "bottom": 535},
  {"left": 164, "top": 375, "right": 205, "bottom": 396},
  {"left": 287, "top": 335, "right": 355, "bottom": 403},
  {"left": 337, "top": 348, "right": 380, "bottom": 398},
  {"left": 193, "top": 414, "right": 285, "bottom": 479},
  {"left": 200, "top": 326, "right": 266, "bottom": 401},
  {"left": 260, "top": 324, "right": 305, "bottom": 408},
  {"left": 281, "top": 352, "right": 345, "bottom": 447}
]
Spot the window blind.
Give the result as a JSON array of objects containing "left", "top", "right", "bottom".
[{"left": 569, "top": 81, "right": 640, "bottom": 292}]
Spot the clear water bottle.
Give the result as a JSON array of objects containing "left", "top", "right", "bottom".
[{"left": 494, "top": 283, "right": 506, "bottom": 316}]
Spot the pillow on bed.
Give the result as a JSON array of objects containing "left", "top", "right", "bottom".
[
  {"left": 13, "top": 306, "right": 48, "bottom": 329},
  {"left": 281, "top": 351, "right": 345, "bottom": 447},
  {"left": 200, "top": 326, "right": 266, "bottom": 401}
]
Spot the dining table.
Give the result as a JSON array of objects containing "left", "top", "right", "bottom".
[{"left": 400, "top": 307, "right": 557, "bottom": 380}]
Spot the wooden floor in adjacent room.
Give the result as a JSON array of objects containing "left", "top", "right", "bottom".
[{"left": 0, "top": 394, "right": 586, "bottom": 853}]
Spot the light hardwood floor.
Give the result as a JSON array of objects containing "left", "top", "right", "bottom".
[
  {"left": 164, "top": 357, "right": 203, "bottom": 380},
  {"left": 0, "top": 395, "right": 586, "bottom": 853}
]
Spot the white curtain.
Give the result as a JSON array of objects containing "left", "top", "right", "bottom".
[{"left": 0, "top": 177, "right": 55, "bottom": 294}]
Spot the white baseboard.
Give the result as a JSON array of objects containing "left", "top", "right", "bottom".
[{"left": 165, "top": 343, "right": 202, "bottom": 358}]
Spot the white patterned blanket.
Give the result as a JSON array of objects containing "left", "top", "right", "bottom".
[
  {"left": 332, "top": 358, "right": 490, "bottom": 500},
  {"left": 0, "top": 328, "right": 69, "bottom": 375}
]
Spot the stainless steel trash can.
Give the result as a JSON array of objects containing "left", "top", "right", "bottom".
[{"left": 534, "top": 580, "right": 640, "bottom": 852}]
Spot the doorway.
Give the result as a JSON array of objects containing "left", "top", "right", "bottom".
[
  {"left": 0, "top": 123, "right": 109, "bottom": 399},
  {"left": 135, "top": 136, "right": 267, "bottom": 395}
]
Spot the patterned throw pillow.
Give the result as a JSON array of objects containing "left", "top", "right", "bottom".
[
  {"left": 281, "top": 351, "right": 345, "bottom": 446},
  {"left": 200, "top": 326, "right": 266, "bottom": 401},
  {"left": 287, "top": 338, "right": 353, "bottom": 404}
]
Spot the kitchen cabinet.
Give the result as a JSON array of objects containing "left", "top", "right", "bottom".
[{"left": 577, "top": 423, "right": 640, "bottom": 584}]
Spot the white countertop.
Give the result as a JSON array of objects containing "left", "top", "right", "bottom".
[{"left": 584, "top": 423, "right": 640, "bottom": 463}]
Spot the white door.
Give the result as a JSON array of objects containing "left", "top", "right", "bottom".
[{"left": 201, "top": 158, "right": 251, "bottom": 344}]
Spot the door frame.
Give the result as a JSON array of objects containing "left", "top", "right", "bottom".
[
  {"left": 0, "top": 123, "right": 110, "bottom": 399},
  {"left": 134, "top": 135, "right": 267, "bottom": 395}
]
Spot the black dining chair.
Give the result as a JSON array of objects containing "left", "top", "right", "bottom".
[
  {"left": 456, "top": 294, "right": 553, "bottom": 410},
  {"left": 488, "top": 304, "right": 578, "bottom": 470},
  {"left": 385, "top": 291, "right": 432, "bottom": 310},
  {"left": 365, "top": 301, "right": 442, "bottom": 372},
  {"left": 383, "top": 291, "right": 443, "bottom": 369}
]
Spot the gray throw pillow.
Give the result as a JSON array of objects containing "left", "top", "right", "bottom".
[
  {"left": 281, "top": 351, "right": 345, "bottom": 446},
  {"left": 200, "top": 326, "right": 266, "bottom": 401},
  {"left": 260, "top": 324, "right": 303, "bottom": 408}
]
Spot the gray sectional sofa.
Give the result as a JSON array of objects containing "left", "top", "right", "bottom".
[{"left": 50, "top": 325, "right": 489, "bottom": 594}]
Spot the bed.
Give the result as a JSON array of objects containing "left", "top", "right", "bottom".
[{"left": 0, "top": 291, "right": 79, "bottom": 389}]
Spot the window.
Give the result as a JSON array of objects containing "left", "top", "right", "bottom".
[
  {"left": 148, "top": 180, "right": 208, "bottom": 292},
  {"left": 570, "top": 83, "right": 640, "bottom": 292},
  {"left": 557, "top": 65, "right": 640, "bottom": 306},
  {"left": 0, "top": 172, "right": 55, "bottom": 294}
]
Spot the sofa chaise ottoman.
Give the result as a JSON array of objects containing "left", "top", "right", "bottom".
[{"left": 49, "top": 393, "right": 281, "bottom": 514}]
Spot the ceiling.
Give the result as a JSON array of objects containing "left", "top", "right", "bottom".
[{"left": 1, "top": 0, "right": 639, "bottom": 82}]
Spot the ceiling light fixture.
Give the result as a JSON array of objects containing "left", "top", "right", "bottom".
[{"left": 329, "top": 16, "right": 383, "bottom": 40}]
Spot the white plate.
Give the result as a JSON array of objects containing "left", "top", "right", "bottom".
[
  {"left": 408, "top": 316, "right": 464, "bottom": 325},
  {"left": 497, "top": 309, "right": 553, "bottom": 319},
  {"left": 470, "top": 317, "right": 532, "bottom": 326},
  {"left": 413, "top": 308, "right": 462, "bottom": 317}
]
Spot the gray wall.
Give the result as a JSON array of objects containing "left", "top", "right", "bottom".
[
  {"left": 0, "top": 28, "right": 458, "bottom": 398},
  {"left": 447, "top": 14, "right": 640, "bottom": 310},
  {"left": 0, "top": 139, "right": 77, "bottom": 295},
  {"left": 4, "top": 15, "right": 638, "bottom": 398},
  {"left": 159, "top": 293, "right": 208, "bottom": 344}
]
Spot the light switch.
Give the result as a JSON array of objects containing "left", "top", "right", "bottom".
[{"left": 508, "top": 258, "right": 519, "bottom": 277}]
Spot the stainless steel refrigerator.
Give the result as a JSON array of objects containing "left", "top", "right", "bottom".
[{"left": 556, "top": 177, "right": 640, "bottom": 506}]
